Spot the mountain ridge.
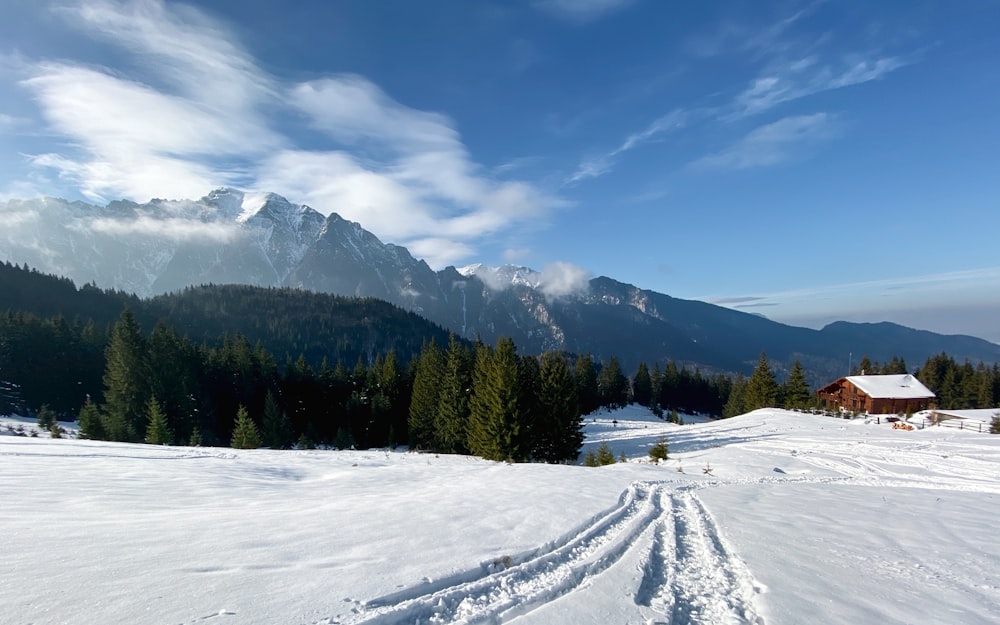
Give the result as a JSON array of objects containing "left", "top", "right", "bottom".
[{"left": 1, "top": 189, "right": 997, "bottom": 379}]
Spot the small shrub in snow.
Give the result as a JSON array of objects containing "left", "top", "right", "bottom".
[
  {"left": 595, "top": 441, "right": 616, "bottom": 466},
  {"left": 648, "top": 438, "right": 668, "bottom": 464},
  {"left": 36, "top": 404, "right": 56, "bottom": 430},
  {"left": 990, "top": 415, "right": 1000, "bottom": 435}
]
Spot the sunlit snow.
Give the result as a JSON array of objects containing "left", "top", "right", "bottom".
[{"left": 2, "top": 407, "right": 998, "bottom": 624}]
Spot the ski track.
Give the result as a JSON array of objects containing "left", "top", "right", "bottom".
[
  {"left": 650, "top": 491, "right": 765, "bottom": 625},
  {"left": 750, "top": 438, "right": 1000, "bottom": 494},
  {"left": 327, "top": 482, "right": 661, "bottom": 625},
  {"left": 323, "top": 481, "right": 770, "bottom": 625},
  {"left": 316, "top": 434, "right": 997, "bottom": 625}
]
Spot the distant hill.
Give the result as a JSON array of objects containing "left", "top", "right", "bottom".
[{"left": 0, "top": 261, "right": 454, "bottom": 368}]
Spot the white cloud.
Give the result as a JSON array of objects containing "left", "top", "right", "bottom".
[
  {"left": 535, "top": 0, "right": 635, "bottom": 23},
  {"left": 88, "top": 216, "right": 240, "bottom": 242},
  {"left": 64, "top": 0, "right": 275, "bottom": 114},
  {"left": 503, "top": 247, "right": 532, "bottom": 262},
  {"left": 0, "top": 207, "right": 40, "bottom": 228},
  {"left": 693, "top": 113, "right": 835, "bottom": 170},
  {"left": 15, "top": 0, "right": 561, "bottom": 266},
  {"left": 538, "top": 261, "right": 591, "bottom": 299},
  {"left": 404, "top": 238, "right": 475, "bottom": 270}
]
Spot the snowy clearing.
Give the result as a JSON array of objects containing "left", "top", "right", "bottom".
[{"left": 3, "top": 407, "right": 999, "bottom": 624}]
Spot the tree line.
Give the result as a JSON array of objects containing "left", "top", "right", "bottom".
[{"left": 3, "top": 262, "right": 998, "bottom": 455}]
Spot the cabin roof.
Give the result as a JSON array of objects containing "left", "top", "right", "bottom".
[{"left": 842, "top": 374, "right": 935, "bottom": 399}]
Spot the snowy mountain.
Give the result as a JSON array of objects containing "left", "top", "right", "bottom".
[{"left": 2, "top": 190, "right": 998, "bottom": 377}]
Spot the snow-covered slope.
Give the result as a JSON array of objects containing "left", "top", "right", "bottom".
[
  {"left": 3, "top": 408, "right": 998, "bottom": 625},
  {"left": 457, "top": 263, "right": 542, "bottom": 290},
  {"left": 0, "top": 189, "right": 326, "bottom": 296}
]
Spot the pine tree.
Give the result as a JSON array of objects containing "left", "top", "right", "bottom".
[
  {"left": 144, "top": 396, "right": 173, "bottom": 445},
  {"left": 77, "top": 396, "right": 106, "bottom": 440},
  {"left": 744, "top": 353, "right": 778, "bottom": 411},
  {"left": 409, "top": 339, "right": 444, "bottom": 450},
  {"left": 648, "top": 438, "right": 668, "bottom": 464},
  {"left": 781, "top": 360, "right": 812, "bottom": 409},
  {"left": 853, "top": 355, "right": 873, "bottom": 376},
  {"left": 36, "top": 403, "right": 56, "bottom": 430},
  {"left": 650, "top": 363, "right": 664, "bottom": 412},
  {"left": 595, "top": 441, "right": 616, "bottom": 466},
  {"left": 518, "top": 354, "right": 541, "bottom": 448},
  {"left": 723, "top": 374, "right": 747, "bottom": 418},
  {"left": 436, "top": 335, "right": 472, "bottom": 454},
  {"left": 632, "top": 362, "right": 652, "bottom": 407},
  {"left": 597, "top": 356, "right": 629, "bottom": 410},
  {"left": 261, "top": 389, "right": 292, "bottom": 449},
  {"left": 102, "top": 308, "right": 149, "bottom": 442},
  {"left": 533, "top": 351, "right": 583, "bottom": 463},
  {"left": 573, "top": 354, "right": 600, "bottom": 415},
  {"left": 467, "top": 337, "right": 525, "bottom": 462},
  {"left": 230, "top": 405, "right": 261, "bottom": 449}
]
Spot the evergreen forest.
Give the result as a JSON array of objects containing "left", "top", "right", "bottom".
[{"left": 2, "top": 262, "right": 998, "bottom": 459}]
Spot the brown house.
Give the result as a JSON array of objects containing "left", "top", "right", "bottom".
[{"left": 817, "top": 374, "right": 935, "bottom": 414}]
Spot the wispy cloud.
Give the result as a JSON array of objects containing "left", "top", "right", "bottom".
[
  {"left": 503, "top": 247, "right": 532, "bottom": 262},
  {"left": 693, "top": 113, "right": 835, "bottom": 170},
  {"left": 0, "top": 113, "right": 28, "bottom": 131},
  {"left": 705, "top": 267, "right": 1000, "bottom": 312},
  {"left": 89, "top": 216, "right": 240, "bottom": 243},
  {"left": 706, "top": 267, "right": 1000, "bottom": 342},
  {"left": 733, "top": 55, "right": 910, "bottom": 117},
  {"left": 685, "top": 2, "right": 824, "bottom": 59},
  {"left": 534, "top": 0, "right": 636, "bottom": 23},
  {"left": 567, "top": 109, "right": 686, "bottom": 183},
  {"left": 15, "top": 0, "right": 562, "bottom": 269}
]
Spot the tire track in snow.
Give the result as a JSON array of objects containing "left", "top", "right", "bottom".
[
  {"left": 638, "top": 490, "right": 765, "bottom": 625},
  {"left": 324, "top": 482, "right": 663, "bottom": 625}
]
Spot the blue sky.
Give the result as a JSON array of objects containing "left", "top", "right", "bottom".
[{"left": 1, "top": 0, "right": 998, "bottom": 342}]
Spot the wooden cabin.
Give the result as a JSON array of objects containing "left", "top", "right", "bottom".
[{"left": 817, "top": 374, "right": 935, "bottom": 414}]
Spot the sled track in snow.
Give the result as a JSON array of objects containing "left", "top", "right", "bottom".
[
  {"left": 326, "top": 482, "right": 663, "bottom": 624},
  {"left": 638, "top": 490, "right": 765, "bottom": 625},
  {"left": 324, "top": 482, "right": 766, "bottom": 625}
]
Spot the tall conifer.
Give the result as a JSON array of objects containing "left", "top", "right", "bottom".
[
  {"left": 534, "top": 352, "right": 583, "bottom": 463},
  {"left": 102, "top": 308, "right": 149, "bottom": 441},
  {"left": 781, "top": 360, "right": 812, "bottom": 409},
  {"left": 144, "top": 396, "right": 173, "bottom": 445},
  {"left": 436, "top": 335, "right": 472, "bottom": 453},
  {"left": 468, "top": 338, "right": 525, "bottom": 462},
  {"left": 409, "top": 340, "right": 444, "bottom": 450},
  {"left": 744, "top": 352, "right": 778, "bottom": 410},
  {"left": 230, "top": 405, "right": 261, "bottom": 449}
]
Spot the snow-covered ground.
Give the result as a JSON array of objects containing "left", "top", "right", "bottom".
[{"left": 2, "top": 406, "right": 999, "bottom": 625}]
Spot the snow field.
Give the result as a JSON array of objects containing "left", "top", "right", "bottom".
[{"left": 2, "top": 407, "right": 999, "bottom": 625}]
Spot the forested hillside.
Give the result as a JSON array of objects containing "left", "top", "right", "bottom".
[{"left": 2, "top": 262, "right": 997, "bottom": 456}]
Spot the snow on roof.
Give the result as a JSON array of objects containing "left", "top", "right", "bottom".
[{"left": 846, "top": 374, "right": 935, "bottom": 399}]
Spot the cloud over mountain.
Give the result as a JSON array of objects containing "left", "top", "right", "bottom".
[{"left": 16, "top": 0, "right": 561, "bottom": 270}]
